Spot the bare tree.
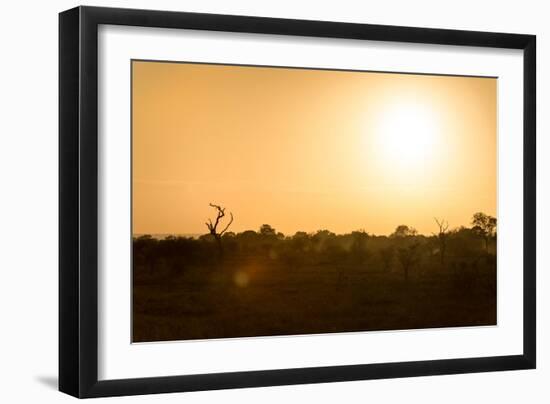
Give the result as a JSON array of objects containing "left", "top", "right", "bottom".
[
  {"left": 432, "top": 218, "right": 449, "bottom": 267},
  {"left": 205, "top": 203, "right": 234, "bottom": 257}
]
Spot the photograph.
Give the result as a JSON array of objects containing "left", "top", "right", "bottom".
[
  {"left": 131, "top": 60, "right": 498, "bottom": 343},
  {"left": 54, "top": 4, "right": 538, "bottom": 398}
]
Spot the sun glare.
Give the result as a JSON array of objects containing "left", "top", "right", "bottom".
[{"left": 375, "top": 102, "right": 441, "bottom": 170}]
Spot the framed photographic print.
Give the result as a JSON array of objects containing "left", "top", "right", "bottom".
[{"left": 59, "top": 6, "right": 536, "bottom": 398}]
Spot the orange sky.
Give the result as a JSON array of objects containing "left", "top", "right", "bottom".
[{"left": 132, "top": 60, "right": 496, "bottom": 236}]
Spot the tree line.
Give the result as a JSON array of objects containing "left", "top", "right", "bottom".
[{"left": 133, "top": 203, "right": 496, "bottom": 283}]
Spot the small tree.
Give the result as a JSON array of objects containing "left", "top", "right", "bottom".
[
  {"left": 471, "top": 212, "right": 496, "bottom": 253},
  {"left": 432, "top": 218, "right": 449, "bottom": 267},
  {"left": 259, "top": 224, "right": 277, "bottom": 237},
  {"left": 350, "top": 230, "right": 369, "bottom": 264},
  {"left": 391, "top": 225, "right": 418, "bottom": 238},
  {"left": 379, "top": 246, "right": 394, "bottom": 272},
  {"left": 397, "top": 242, "right": 420, "bottom": 282},
  {"left": 205, "top": 203, "right": 234, "bottom": 258}
]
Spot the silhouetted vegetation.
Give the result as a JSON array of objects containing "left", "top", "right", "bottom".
[
  {"left": 133, "top": 211, "right": 497, "bottom": 342},
  {"left": 204, "top": 203, "right": 233, "bottom": 258},
  {"left": 433, "top": 218, "right": 449, "bottom": 267}
]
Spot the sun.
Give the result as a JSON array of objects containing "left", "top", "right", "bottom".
[{"left": 374, "top": 102, "right": 441, "bottom": 170}]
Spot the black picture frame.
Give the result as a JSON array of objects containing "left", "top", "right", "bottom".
[{"left": 59, "top": 5, "right": 536, "bottom": 398}]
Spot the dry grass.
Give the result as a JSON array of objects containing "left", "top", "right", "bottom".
[{"left": 133, "top": 258, "right": 496, "bottom": 342}]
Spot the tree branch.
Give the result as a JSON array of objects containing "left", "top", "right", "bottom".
[{"left": 219, "top": 212, "right": 234, "bottom": 235}]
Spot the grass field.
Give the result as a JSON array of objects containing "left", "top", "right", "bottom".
[{"left": 132, "top": 255, "right": 496, "bottom": 342}]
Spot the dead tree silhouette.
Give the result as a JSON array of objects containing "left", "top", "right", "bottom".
[
  {"left": 205, "top": 203, "right": 234, "bottom": 258},
  {"left": 432, "top": 218, "right": 449, "bottom": 267}
]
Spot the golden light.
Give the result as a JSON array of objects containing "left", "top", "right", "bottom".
[
  {"left": 133, "top": 61, "right": 496, "bottom": 236},
  {"left": 374, "top": 101, "right": 442, "bottom": 171},
  {"left": 233, "top": 270, "right": 250, "bottom": 287}
]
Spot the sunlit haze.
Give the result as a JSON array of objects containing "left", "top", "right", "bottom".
[{"left": 132, "top": 61, "right": 496, "bottom": 236}]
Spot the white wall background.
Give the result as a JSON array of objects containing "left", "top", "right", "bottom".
[{"left": 0, "top": 0, "right": 546, "bottom": 402}]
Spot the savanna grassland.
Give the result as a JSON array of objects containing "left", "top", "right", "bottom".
[{"left": 132, "top": 211, "right": 497, "bottom": 342}]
